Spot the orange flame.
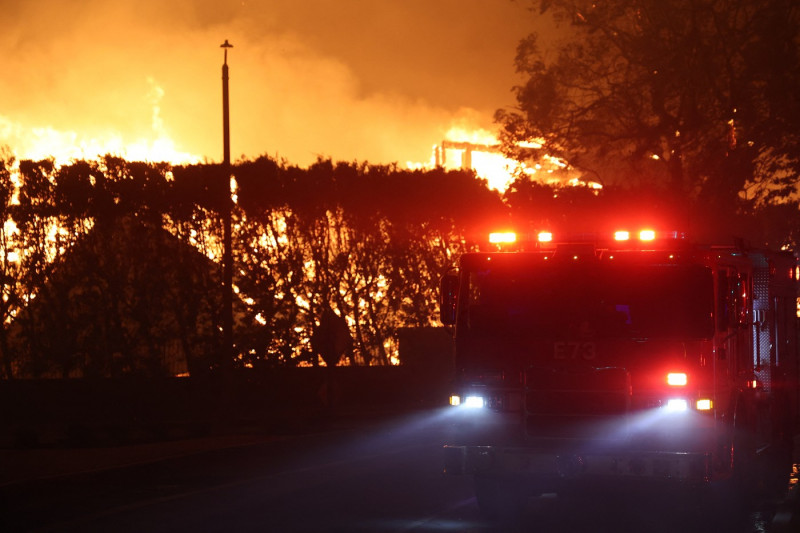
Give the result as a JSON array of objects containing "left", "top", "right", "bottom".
[
  {"left": 2, "top": 79, "right": 200, "bottom": 165},
  {"left": 406, "top": 124, "right": 600, "bottom": 193},
  {"left": 410, "top": 125, "right": 583, "bottom": 193}
]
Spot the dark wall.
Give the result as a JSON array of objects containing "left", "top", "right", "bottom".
[{"left": 0, "top": 366, "right": 450, "bottom": 448}]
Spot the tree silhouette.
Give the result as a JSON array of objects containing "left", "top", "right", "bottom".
[
  {"left": 0, "top": 154, "right": 512, "bottom": 375},
  {"left": 499, "top": 0, "right": 800, "bottom": 241},
  {"left": 0, "top": 152, "right": 22, "bottom": 379},
  {"left": 4, "top": 147, "right": 793, "bottom": 377},
  {"left": 230, "top": 157, "right": 505, "bottom": 367}
]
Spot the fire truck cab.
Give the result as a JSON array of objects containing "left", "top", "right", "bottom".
[{"left": 440, "top": 229, "right": 799, "bottom": 516}]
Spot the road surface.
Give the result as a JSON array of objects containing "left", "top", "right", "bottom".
[{"left": 1, "top": 408, "right": 797, "bottom": 532}]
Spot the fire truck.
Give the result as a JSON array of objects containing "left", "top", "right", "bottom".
[{"left": 440, "top": 228, "right": 799, "bottom": 516}]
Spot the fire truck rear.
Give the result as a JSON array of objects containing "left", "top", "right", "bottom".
[{"left": 440, "top": 229, "right": 799, "bottom": 516}]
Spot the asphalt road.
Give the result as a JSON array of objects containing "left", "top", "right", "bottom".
[{"left": 1, "top": 409, "right": 797, "bottom": 533}]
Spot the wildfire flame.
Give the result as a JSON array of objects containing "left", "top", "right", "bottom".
[
  {"left": 411, "top": 125, "right": 590, "bottom": 193},
  {"left": 3, "top": 78, "right": 592, "bottom": 196},
  {"left": 1, "top": 79, "right": 201, "bottom": 166}
]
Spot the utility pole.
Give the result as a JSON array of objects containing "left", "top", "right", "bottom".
[{"left": 221, "top": 39, "right": 234, "bottom": 369}]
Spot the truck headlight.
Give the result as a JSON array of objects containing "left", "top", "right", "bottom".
[
  {"left": 449, "top": 394, "right": 486, "bottom": 408},
  {"left": 464, "top": 395, "right": 485, "bottom": 408},
  {"left": 664, "top": 398, "right": 689, "bottom": 412}
]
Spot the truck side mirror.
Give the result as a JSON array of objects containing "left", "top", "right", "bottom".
[{"left": 439, "top": 272, "right": 459, "bottom": 325}]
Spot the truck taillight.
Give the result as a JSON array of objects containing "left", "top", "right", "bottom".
[
  {"left": 666, "top": 372, "right": 688, "bottom": 386},
  {"left": 614, "top": 230, "right": 630, "bottom": 241}
]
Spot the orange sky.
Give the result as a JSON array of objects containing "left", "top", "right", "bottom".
[{"left": 1, "top": 0, "right": 553, "bottom": 167}]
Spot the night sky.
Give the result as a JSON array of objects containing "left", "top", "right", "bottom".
[{"left": 1, "top": 0, "right": 554, "bottom": 166}]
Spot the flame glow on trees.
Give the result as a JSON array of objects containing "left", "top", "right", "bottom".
[{"left": 0, "top": 84, "right": 599, "bottom": 372}]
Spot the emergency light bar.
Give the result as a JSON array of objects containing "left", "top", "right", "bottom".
[{"left": 487, "top": 229, "right": 687, "bottom": 248}]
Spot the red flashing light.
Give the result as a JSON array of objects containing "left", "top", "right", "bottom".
[
  {"left": 639, "top": 229, "right": 656, "bottom": 241},
  {"left": 616, "top": 229, "right": 658, "bottom": 242},
  {"left": 666, "top": 372, "right": 688, "bottom": 386},
  {"left": 489, "top": 232, "right": 516, "bottom": 244},
  {"left": 538, "top": 231, "right": 553, "bottom": 243}
]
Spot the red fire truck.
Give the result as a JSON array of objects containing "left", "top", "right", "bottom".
[{"left": 440, "top": 228, "right": 799, "bottom": 516}]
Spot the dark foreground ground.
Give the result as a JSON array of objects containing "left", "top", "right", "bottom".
[{"left": 1, "top": 409, "right": 799, "bottom": 533}]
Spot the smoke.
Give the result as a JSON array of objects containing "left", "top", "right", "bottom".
[{"left": 0, "top": 0, "right": 539, "bottom": 166}]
